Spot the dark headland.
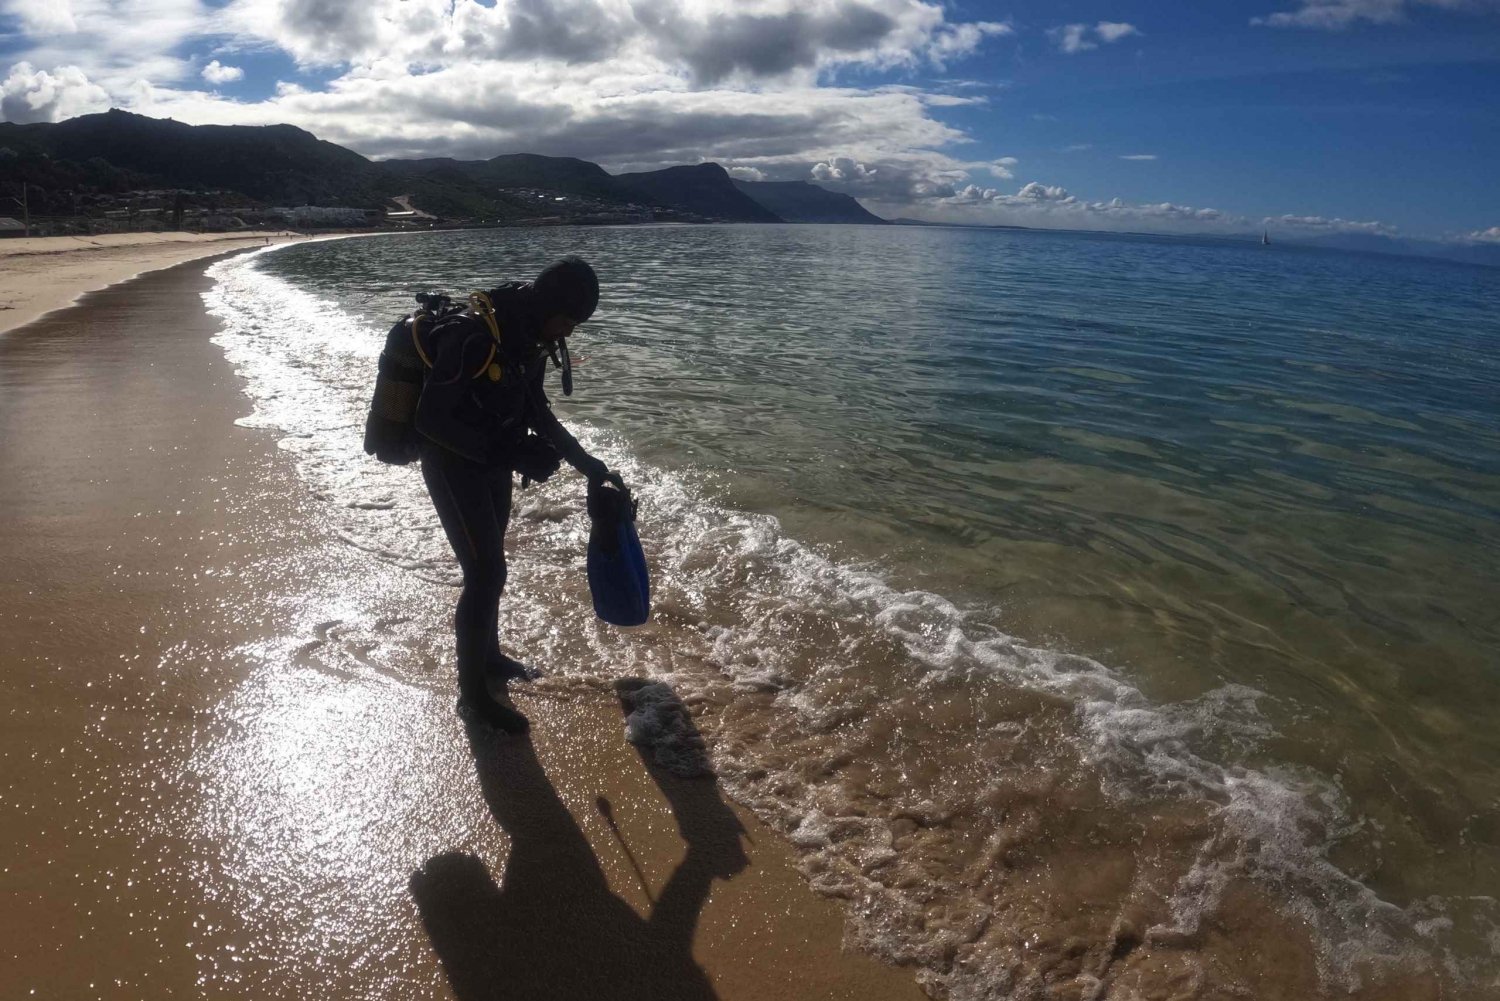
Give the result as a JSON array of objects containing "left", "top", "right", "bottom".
[{"left": 0, "top": 108, "right": 886, "bottom": 233}]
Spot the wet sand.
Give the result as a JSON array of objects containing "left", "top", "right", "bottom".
[
  {"left": 0, "top": 232, "right": 318, "bottom": 334},
  {"left": 0, "top": 256, "right": 923, "bottom": 999}
]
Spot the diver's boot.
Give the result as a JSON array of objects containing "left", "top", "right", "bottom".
[
  {"left": 487, "top": 652, "right": 541, "bottom": 684},
  {"left": 456, "top": 690, "right": 531, "bottom": 734},
  {"left": 456, "top": 667, "right": 529, "bottom": 734}
]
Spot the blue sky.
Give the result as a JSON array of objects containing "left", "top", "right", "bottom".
[
  {"left": 882, "top": 2, "right": 1500, "bottom": 237},
  {"left": 0, "top": 0, "right": 1496, "bottom": 240}
]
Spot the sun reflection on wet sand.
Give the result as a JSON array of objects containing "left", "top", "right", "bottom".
[{"left": 0, "top": 257, "right": 920, "bottom": 1000}]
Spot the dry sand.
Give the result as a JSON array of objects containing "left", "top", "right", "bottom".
[
  {"left": 0, "top": 232, "right": 321, "bottom": 334},
  {"left": 0, "top": 253, "right": 924, "bottom": 998}
]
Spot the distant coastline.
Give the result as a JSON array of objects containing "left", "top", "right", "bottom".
[
  {"left": 889, "top": 216, "right": 1500, "bottom": 269},
  {"left": 2, "top": 109, "right": 1494, "bottom": 270}
]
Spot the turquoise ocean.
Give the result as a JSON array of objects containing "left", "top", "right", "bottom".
[{"left": 207, "top": 224, "right": 1500, "bottom": 997}]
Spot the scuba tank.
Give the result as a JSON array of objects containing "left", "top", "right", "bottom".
[{"left": 363, "top": 293, "right": 457, "bottom": 465}]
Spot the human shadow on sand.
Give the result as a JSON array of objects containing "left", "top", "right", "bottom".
[{"left": 410, "top": 688, "right": 749, "bottom": 1001}]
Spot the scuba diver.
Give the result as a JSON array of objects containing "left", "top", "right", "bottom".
[{"left": 411, "top": 256, "right": 627, "bottom": 734}]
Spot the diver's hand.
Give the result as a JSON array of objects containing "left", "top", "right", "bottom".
[
  {"left": 586, "top": 467, "right": 633, "bottom": 518},
  {"left": 597, "top": 471, "right": 628, "bottom": 495},
  {"left": 579, "top": 455, "right": 626, "bottom": 492}
]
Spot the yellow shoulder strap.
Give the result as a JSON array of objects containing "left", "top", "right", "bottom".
[
  {"left": 467, "top": 292, "right": 502, "bottom": 378},
  {"left": 410, "top": 313, "right": 434, "bottom": 368}
]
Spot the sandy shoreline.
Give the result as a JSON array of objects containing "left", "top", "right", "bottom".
[
  {"left": 0, "top": 231, "right": 323, "bottom": 334},
  {"left": 0, "top": 253, "right": 923, "bottom": 998}
]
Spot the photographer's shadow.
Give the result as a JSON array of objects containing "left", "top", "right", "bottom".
[{"left": 410, "top": 701, "right": 749, "bottom": 1001}]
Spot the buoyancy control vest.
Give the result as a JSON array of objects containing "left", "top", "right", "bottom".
[{"left": 361, "top": 290, "right": 576, "bottom": 465}]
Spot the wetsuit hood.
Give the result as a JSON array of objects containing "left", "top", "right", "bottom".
[{"left": 531, "top": 256, "right": 598, "bottom": 324}]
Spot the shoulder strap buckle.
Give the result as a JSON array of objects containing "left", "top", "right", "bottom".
[{"left": 469, "top": 291, "right": 504, "bottom": 346}]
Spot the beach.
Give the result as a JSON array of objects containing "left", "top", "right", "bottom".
[
  {"left": 3, "top": 227, "right": 1492, "bottom": 1000},
  {"left": 0, "top": 232, "right": 319, "bottom": 334},
  {"left": 0, "top": 247, "right": 925, "bottom": 999}
]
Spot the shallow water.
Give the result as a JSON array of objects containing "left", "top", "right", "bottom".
[{"left": 215, "top": 225, "right": 1500, "bottom": 996}]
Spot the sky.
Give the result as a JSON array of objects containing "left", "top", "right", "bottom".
[{"left": 0, "top": 0, "right": 1496, "bottom": 241}]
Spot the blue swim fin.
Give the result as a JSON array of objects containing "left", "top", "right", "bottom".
[{"left": 587, "top": 481, "right": 651, "bottom": 627}]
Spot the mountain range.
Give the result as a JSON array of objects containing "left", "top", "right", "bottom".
[
  {"left": 0, "top": 109, "right": 883, "bottom": 226},
  {"left": 1, "top": 110, "right": 1492, "bottom": 268}
]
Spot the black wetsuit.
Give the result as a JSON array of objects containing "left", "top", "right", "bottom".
[{"left": 414, "top": 283, "right": 605, "bottom": 707}]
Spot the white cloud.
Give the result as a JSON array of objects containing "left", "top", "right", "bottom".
[
  {"left": 1062, "top": 143, "right": 1093, "bottom": 152},
  {"left": 0, "top": 61, "right": 110, "bottom": 123},
  {"left": 212, "top": 0, "right": 1012, "bottom": 80},
  {"left": 925, "top": 19, "right": 1013, "bottom": 68},
  {"left": 4, "top": 0, "right": 207, "bottom": 95},
  {"left": 951, "top": 183, "right": 998, "bottom": 202},
  {"left": 811, "top": 156, "right": 877, "bottom": 182},
  {"left": 633, "top": 1, "right": 907, "bottom": 83},
  {"left": 6, "top": 0, "right": 79, "bottom": 34},
  {"left": 860, "top": 179, "right": 1246, "bottom": 233},
  {"left": 782, "top": 149, "right": 1033, "bottom": 204},
  {"left": 861, "top": 178, "right": 1400, "bottom": 240},
  {"left": 727, "top": 165, "right": 767, "bottom": 181},
  {"left": 1016, "top": 181, "right": 1072, "bottom": 201},
  {"left": 1251, "top": 0, "right": 1494, "bottom": 30},
  {"left": 986, "top": 156, "right": 1017, "bottom": 179},
  {"left": 1047, "top": 21, "right": 1141, "bottom": 53},
  {"left": 201, "top": 60, "right": 244, "bottom": 85},
  {"left": 920, "top": 92, "right": 986, "bottom": 107},
  {"left": 1095, "top": 21, "right": 1141, "bottom": 42},
  {"left": 1119, "top": 153, "right": 1158, "bottom": 160},
  {"left": 1460, "top": 225, "right": 1500, "bottom": 243},
  {"left": 1263, "top": 213, "right": 1396, "bottom": 235},
  {"left": 1048, "top": 24, "right": 1095, "bottom": 53}
]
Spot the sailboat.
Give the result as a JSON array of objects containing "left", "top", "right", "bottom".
[{"left": 1262, "top": 230, "right": 1270, "bottom": 246}]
